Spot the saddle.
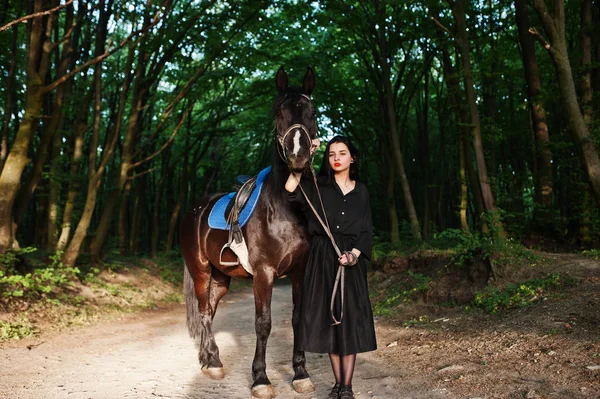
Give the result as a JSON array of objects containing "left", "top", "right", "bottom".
[
  {"left": 207, "top": 166, "right": 272, "bottom": 275},
  {"left": 219, "top": 175, "right": 257, "bottom": 272}
]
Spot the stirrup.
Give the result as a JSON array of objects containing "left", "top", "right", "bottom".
[{"left": 219, "top": 242, "right": 240, "bottom": 266}]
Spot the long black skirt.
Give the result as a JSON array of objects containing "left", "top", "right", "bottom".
[{"left": 298, "top": 234, "right": 377, "bottom": 355}]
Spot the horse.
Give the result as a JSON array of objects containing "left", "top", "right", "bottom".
[{"left": 180, "top": 66, "right": 318, "bottom": 399}]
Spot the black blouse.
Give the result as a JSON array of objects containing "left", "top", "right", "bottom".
[{"left": 288, "top": 177, "right": 373, "bottom": 261}]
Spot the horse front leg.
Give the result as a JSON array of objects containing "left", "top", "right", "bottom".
[
  {"left": 290, "top": 270, "right": 314, "bottom": 393},
  {"left": 251, "top": 268, "right": 276, "bottom": 399}
]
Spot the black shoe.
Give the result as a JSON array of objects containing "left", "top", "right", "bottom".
[
  {"left": 328, "top": 383, "right": 341, "bottom": 398},
  {"left": 339, "top": 385, "right": 354, "bottom": 399}
]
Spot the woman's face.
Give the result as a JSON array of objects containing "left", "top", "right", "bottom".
[{"left": 328, "top": 142, "right": 353, "bottom": 174}]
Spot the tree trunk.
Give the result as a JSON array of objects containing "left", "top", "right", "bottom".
[
  {"left": 1, "top": 1, "right": 23, "bottom": 173},
  {"left": 56, "top": 90, "right": 91, "bottom": 251},
  {"left": 452, "top": 0, "right": 504, "bottom": 235},
  {"left": 47, "top": 118, "right": 63, "bottom": 250},
  {"left": 465, "top": 142, "right": 489, "bottom": 233},
  {"left": 90, "top": 1, "right": 154, "bottom": 261},
  {"left": 0, "top": 0, "right": 49, "bottom": 252},
  {"left": 417, "top": 74, "right": 431, "bottom": 239},
  {"left": 579, "top": 0, "right": 593, "bottom": 243},
  {"left": 459, "top": 137, "right": 469, "bottom": 232},
  {"left": 62, "top": 175, "right": 100, "bottom": 267},
  {"left": 130, "top": 175, "right": 146, "bottom": 253},
  {"left": 166, "top": 156, "right": 189, "bottom": 251},
  {"left": 119, "top": 180, "right": 132, "bottom": 255},
  {"left": 532, "top": 0, "right": 600, "bottom": 206},
  {"left": 380, "top": 58, "right": 421, "bottom": 239},
  {"left": 151, "top": 152, "right": 169, "bottom": 258},
  {"left": 385, "top": 155, "right": 400, "bottom": 244},
  {"left": 515, "top": 0, "right": 554, "bottom": 225},
  {"left": 62, "top": 0, "right": 114, "bottom": 266},
  {"left": 15, "top": 3, "right": 74, "bottom": 230}
]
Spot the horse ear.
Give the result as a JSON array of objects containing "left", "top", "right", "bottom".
[
  {"left": 302, "top": 67, "right": 315, "bottom": 95},
  {"left": 276, "top": 66, "right": 288, "bottom": 93}
]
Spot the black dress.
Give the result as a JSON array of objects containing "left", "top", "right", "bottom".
[{"left": 288, "top": 177, "right": 377, "bottom": 355}]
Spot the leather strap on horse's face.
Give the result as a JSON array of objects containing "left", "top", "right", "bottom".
[
  {"left": 277, "top": 123, "right": 312, "bottom": 163},
  {"left": 276, "top": 93, "right": 315, "bottom": 163}
]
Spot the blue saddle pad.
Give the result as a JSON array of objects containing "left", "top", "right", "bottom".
[{"left": 207, "top": 166, "right": 272, "bottom": 230}]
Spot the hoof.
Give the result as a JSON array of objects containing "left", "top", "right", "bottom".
[
  {"left": 201, "top": 366, "right": 225, "bottom": 380},
  {"left": 251, "top": 384, "right": 276, "bottom": 399},
  {"left": 292, "top": 378, "right": 315, "bottom": 393}
]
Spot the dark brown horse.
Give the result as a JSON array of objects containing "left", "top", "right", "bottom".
[{"left": 180, "top": 67, "right": 317, "bottom": 398}]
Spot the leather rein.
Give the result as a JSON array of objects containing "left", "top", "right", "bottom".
[{"left": 278, "top": 122, "right": 347, "bottom": 325}]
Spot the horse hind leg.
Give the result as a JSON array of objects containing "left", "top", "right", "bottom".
[{"left": 184, "top": 262, "right": 225, "bottom": 379}]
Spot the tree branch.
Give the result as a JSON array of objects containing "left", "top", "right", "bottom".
[
  {"left": 532, "top": 0, "right": 558, "bottom": 43},
  {"left": 431, "top": 16, "right": 456, "bottom": 42},
  {"left": 129, "top": 103, "right": 193, "bottom": 170},
  {"left": 0, "top": 0, "right": 74, "bottom": 32},
  {"left": 41, "top": 0, "right": 169, "bottom": 94},
  {"left": 528, "top": 27, "right": 552, "bottom": 53},
  {"left": 127, "top": 167, "right": 156, "bottom": 181}
]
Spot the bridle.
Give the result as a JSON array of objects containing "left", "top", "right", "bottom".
[{"left": 275, "top": 94, "right": 314, "bottom": 163}]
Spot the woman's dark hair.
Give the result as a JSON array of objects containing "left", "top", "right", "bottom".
[{"left": 318, "top": 135, "right": 360, "bottom": 184}]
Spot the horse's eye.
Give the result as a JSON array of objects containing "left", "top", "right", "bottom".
[{"left": 276, "top": 109, "right": 282, "bottom": 117}]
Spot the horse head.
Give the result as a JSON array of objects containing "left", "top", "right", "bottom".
[{"left": 273, "top": 66, "right": 318, "bottom": 173}]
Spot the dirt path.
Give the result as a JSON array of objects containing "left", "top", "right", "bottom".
[
  {"left": 0, "top": 281, "right": 417, "bottom": 399},
  {"left": 2, "top": 254, "right": 599, "bottom": 399}
]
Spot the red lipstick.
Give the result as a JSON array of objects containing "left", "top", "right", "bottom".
[{"left": 334, "top": 162, "right": 341, "bottom": 167}]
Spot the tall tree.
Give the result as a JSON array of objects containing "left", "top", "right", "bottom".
[
  {"left": 451, "top": 0, "right": 505, "bottom": 236},
  {"left": 515, "top": 0, "right": 554, "bottom": 225},
  {"left": 0, "top": 0, "right": 56, "bottom": 251},
  {"left": 531, "top": 0, "right": 600, "bottom": 206}
]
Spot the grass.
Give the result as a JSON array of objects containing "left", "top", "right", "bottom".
[
  {"left": 0, "top": 252, "right": 185, "bottom": 342},
  {"left": 472, "top": 273, "right": 575, "bottom": 314}
]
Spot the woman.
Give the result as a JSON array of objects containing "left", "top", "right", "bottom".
[{"left": 285, "top": 135, "right": 377, "bottom": 399}]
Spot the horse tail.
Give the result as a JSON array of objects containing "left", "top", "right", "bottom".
[{"left": 184, "top": 262, "right": 202, "bottom": 341}]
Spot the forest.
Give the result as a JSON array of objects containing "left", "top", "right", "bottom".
[{"left": 0, "top": 0, "right": 599, "bottom": 269}]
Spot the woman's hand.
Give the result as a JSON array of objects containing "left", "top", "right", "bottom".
[
  {"left": 339, "top": 249, "right": 361, "bottom": 266},
  {"left": 310, "top": 138, "right": 320, "bottom": 155},
  {"left": 284, "top": 171, "right": 303, "bottom": 193}
]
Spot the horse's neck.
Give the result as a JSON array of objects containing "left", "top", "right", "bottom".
[{"left": 262, "top": 158, "right": 290, "bottom": 205}]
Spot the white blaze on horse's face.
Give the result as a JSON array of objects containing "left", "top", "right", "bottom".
[{"left": 291, "top": 130, "right": 301, "bottom": 156}]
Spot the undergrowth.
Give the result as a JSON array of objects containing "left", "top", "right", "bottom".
[
  {"left": 470, "top": 273, "right": 576, "bottom": 314},
  {"left": 1, "top": 248, "right": 185, "bottom": 341},
  {"left": 371, "top": 271, "right": 431, "bottom": 317}
]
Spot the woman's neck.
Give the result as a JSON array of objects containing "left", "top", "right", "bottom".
[{"left": 334, "top": 171, "right": 352, "bottom": 185}]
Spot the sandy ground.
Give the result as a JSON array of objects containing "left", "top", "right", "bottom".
[
  {"left": 0, "top": 280, "right": 414, "bottom": 399},
  {"left": 1, "top": 253, "right": 599, "bottom": 399}
]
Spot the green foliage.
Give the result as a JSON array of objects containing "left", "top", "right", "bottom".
[
  {"left": 428, "top": 229, "right": 541, "bottom": 271},
  {"left": 0, "top": 247, "right": 37, "bottom": 273},
  {"left": 402, "top": 315, "right": 429, "bottom": 328},
  {"left": 581, "top": 249, "right": 600, "bottom": 260},
  {"left": 431, "top": 229, "right": 493, "bottom": 266},
  {"left": 0, "top": 319, "right": 37, "bottom": 341},
  {"left": 371, "top": 271, "right": 431, "bottom": 317},
  {"left": 155, "top": 252, "right": 184, "bottom": 286},
  {"left": 472, "top": 273, "right": 573, "bottom": 314},
  {"left": 0, "top": 249, "right": 80, "bottom": 300}
]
